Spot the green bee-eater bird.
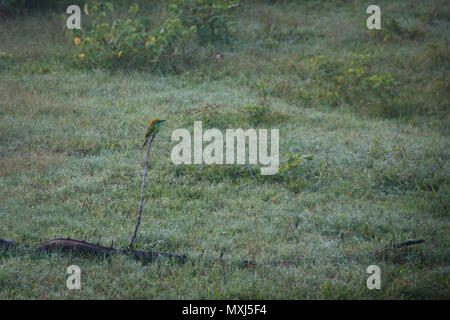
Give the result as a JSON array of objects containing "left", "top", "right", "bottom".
[{"left": 143, "top": 119, "right": 165, "bottom": 147}]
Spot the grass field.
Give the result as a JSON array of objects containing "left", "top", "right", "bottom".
[{"left": 0, "top": 0, "right": 449, "bottom": 299}]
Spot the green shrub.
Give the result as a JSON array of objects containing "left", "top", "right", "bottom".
[
  {"left": 426, "top": 41, "right": 450, "bottom": 68},
  {"left": 69, "top": 1, "right": 195, "bottom": 70},
  {"left": 307, "top": 52, "right": 398, "bottom": 114},
  {"left": 242, "top": 104, "right": 270, "bottom": 125},
  {"left": 169, "top": 0, "right": 240, "bottom": 42},
  {"left": 66, "top": 0, "right": 239, "bottom": 70},
  {"left": 368, "top": 15, "right": 426, "bottom": 42},
  {"left": 278, "top": 153, "right": 316, "bottom": 192}
]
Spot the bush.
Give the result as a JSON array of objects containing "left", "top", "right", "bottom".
[
  {"left": 242, "top": 104, "right": 270, "bottom": 125},
  {"left": 368, "top": 15, "right": 426, "bottom": 43},
  {"left": 279, "top": 153, "right": 315, "bottom": 182},
  {"left": 169, "top": 0, "right": 240, "bottom": 43},
  {"left": 69, "top": 1, "right": 195, "bottom": 70},
  {"left": 307, "top": 52, "right": 398, "bottom": 114}
]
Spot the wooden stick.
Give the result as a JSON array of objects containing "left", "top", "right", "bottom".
[{"left": 129, "top": 134, "right": 156, "bottom": 251}]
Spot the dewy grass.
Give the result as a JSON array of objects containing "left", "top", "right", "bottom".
[{"left": 0, "top": 0, "right": 449, "bottom": 299}]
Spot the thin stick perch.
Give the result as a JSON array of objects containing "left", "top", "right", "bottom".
[{"left": 129, "top": 134, "right": 155, "bottom": 250}]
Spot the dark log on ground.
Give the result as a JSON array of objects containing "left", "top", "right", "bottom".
[
  {"left": 0, "top": 237, "right": 187, "bottom": 263},
  {"left": 391, "top": 239, "right": 425, "bottom": 249},
  {"left": 38, "top": 238, "right": 116, "bottom": 254},
  {"left": 376, "top": 239, "right": 425, "bottom": 252},
  {"left": 0, "top": 238, "right": 17, "bottom": 249}
]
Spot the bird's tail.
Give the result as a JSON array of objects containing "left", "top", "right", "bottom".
[{"left": 143, "top": 139, "right": 148, "bottom": 148}]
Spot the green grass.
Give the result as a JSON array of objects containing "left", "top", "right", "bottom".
[{"left": 0, "top": 0, "right": 449, "bottom": 299}]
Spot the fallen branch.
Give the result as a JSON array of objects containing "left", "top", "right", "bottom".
[
  {"left": 0, "top": 238, "right": 17, "bottom": 249},
  {"left": 391, "top": 239, "right": 425, "bottom": 249},
  {"left": 0, "top": 237, "right": 187, "bottom": 263},
  {"left": 375, "top": 239, "right": 425, "bottom": 252}
]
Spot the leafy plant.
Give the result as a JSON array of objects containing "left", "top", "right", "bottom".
[
  {"left": 242, "top": 104, "right": 270, "bottom": 125},
  {"left": 307, "top": 52, "right": 398, "bottom": 113},
  {"left": 279, "top": 153, "right": 315, "bottom": 190},
  {"left": 69, "top": 1, "right": 195, "bottom": 70},
  {"left": 169, "top": 0, "right": 240, "bottom": 43},
  {"left": 369, "top": 14, "right": 426, "bottom": 42}
]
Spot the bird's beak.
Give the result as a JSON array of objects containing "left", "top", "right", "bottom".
[{"left": 159, "top": 120, "right": 166, "bottom": 123}]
